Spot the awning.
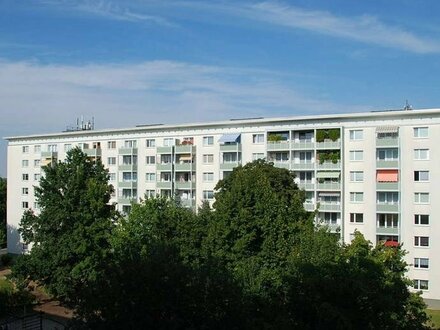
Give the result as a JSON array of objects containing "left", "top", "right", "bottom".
[
  {"left": 178, "top": 155, "right": 193, "bottom": 161},
  {"left": 376, "top": 126, "right": 399, "bottom": 133},
  {"left": 318, "top": 192, "right": 340, "bottom": 197},
  {"left": 218, "top": 133, "right": 241, "bottom": 143},
  {"left": 316, "top": 171, "right": 340, "bottom": 179},
  {"left": 377, "top": 169, "right": 398, "bottom": 182}
]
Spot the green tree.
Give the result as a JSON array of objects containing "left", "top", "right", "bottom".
[
  {"left": 0, "top": 178, "right": 6, "bottom": 247},
  {"left": 12, "top": 148, "right": 117, "bottom": 309}
]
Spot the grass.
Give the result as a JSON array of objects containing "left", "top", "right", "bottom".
[
  {"left": 428, "top": 309, "right": 440, "bottom": 329},
  {"left": 0, "top": 278, "right": 13, "bottom": 293}
]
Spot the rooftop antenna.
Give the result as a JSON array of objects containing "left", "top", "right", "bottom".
[{"left": 404, "top": 100, "right": 412, "bottom": 111}]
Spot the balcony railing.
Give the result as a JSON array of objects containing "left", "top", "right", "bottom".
[
  {"left": 316, "top": 140, "right": 341, "bottom": 149},
  {"left": 175, "top": 181, "right": 196, "bottom": 190},
  {"left": 291, "top": 141, "right": 314, "bottom": 149},
  {"left": 273, "top": 162, "right": 290, "bottom": 169},
  {"left": 318, "top": 203, "right": 341, "bottom": 211},
  {"left": 267, "top": 141, "right": 290, "bottom": 151},
  {"left": 316, "top": 182, "right": 341, "bottom": 190},
  {"left": 220, "top": 144, "right": 242, "bottom": 152},
  {"left": 175, "top": 163, "right": 193, "bottom": 172},
  {"left": 220, "top": 162, "right": 241, "bottom": 170},
  {"left": 118, "top": 164, "right": 138, "bottom": 171},
  {"left": 157, "top": 181, "right": 172, "bottom": 189},
  {"left": 291, "top": 162, "right": 315, "bottom": 170},
  {"left": 376, "top": 203, "right": 399, "bottom": 213},
  {"left": 156, "top": 163, "right": 173, "bottom": 171},
  {"left": 156, "top": 146, "right": 173, "bottom": 154},
  {"left": 303, "top": 203, "right": 315, "bottom": 212},
  {"left": 118, "top": 181, "right": 137, "bottom": 188},
  {"left": 376, "top": 138, "right": 399, "bottom": 147},
  {"left": 118, "top": 148, "right": 138, "bottom": 155},
  {"left": 376, "top": 227, "right": 399, "bottom": 235},
  {"left": 376, "top": 160, "right": 398, "bottom": 168},
  {"left": 376, "top": 182, "right": 399, "bottom": 190},
  {"left": 316, "top": 161, "right": 341, "bottom": 170},
  {"left": 175, "top": 145, "right": 194, "bottom": 153},
  {"left": 83, "top": 148, "right": 102, "bottom": 157},
  {"left": 298, "top": 183, "right": 315, "bottom": 190}
]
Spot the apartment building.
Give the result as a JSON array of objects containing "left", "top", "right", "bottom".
[{"left": 5, "top": 108, "right": 440, "bottom": 304}]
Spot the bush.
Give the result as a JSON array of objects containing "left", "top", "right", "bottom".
[
  {"left": 328, "top": 129, "right": 340, "bottom": 141},
  {"left": 316, "top": 130, "right": 326, "bottom": 142},
  {"left": 1, "top": 254, "right": 12, "bottom": 267}
]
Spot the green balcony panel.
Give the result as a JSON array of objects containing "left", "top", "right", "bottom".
[
  {"left": 298, "top": 183, "right": 315, "bottom": 190},
  {"left": 220, "top": 144, "right": 242, "bottom": 152},
  {"left": 175, "top": 145, "right": 194, "bottom": 153},
  {"left": 376, "top": 227, "right": 399, "bottom": 235},
  {"left": 316, "top": 141, "right": 341, "bottom": 149},
  {"left": 376, "top": 138, "right": 398, "bottom": 147},
  {"left": 156, "top": 163, "right": 173, "bottom": 171},
  {"left": 291, "top": 141, "right": 314, "bottom": 150},
  {"left": 175, "top": 163, "right": 193, "bottom": 172},
  {"left": 118, "top": 164, "right": 138, "bottom": 171},
  {"left": 157, "top": 181, "right": 172, "bottom": 189},
  {"left": 316, "top": 183, "right": 341, "bottom": 190},
  {"left": 273, "top": 162, "right": 290, "bottom": 169},
  {"left": 175, "top": 181, "right": 196, "bottom": 190},
  {"left": 291, "top": 162, "right": 315, "bottom": 170},
  {"left": 118, "top": 148, "right": 138, "bottom": 155},
  {"left": 157, "top": 146, "right": 173, "bottom": 154},
  {"left": 83, "top": 148, "right": 102, "bottom": 157},
  {"left": 317, "top": 161, "right": 341, "bottom": 170},
  {"left": 267, "top": 142, "right": 290, "bottom": 151},
  {"left": 376, "top": 203, "right": 399, "bottom": 213},
  {"left": 376, "top": 182, "right": 399, "bottom": 190},
  {"left": 376, "top": 160, "right": 399, "bottom": 168},
  {"left": 220, "top": 162, "right": 240, "bottom": 170}
]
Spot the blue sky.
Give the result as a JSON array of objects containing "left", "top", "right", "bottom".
[{"left": 1, "top": 0, "right": 440, "bottom": 176}]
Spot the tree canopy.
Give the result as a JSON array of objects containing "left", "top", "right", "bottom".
[{"left": 12, "top": 158, "right": 430, "bottom": 329}]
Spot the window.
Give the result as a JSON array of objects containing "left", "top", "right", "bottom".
[
  {"left": 349, "top": 150, "right": 363, "bottom": 161},
  {"left": 377, "top": 148, "right": 398, "bottom": 160},
  {"left": 109, "top": 173, "right": 116, "bottom": 181},
  {"left": 414, "top": 149, "right": 429, "bottom": 160},
  {"left": 223, "top": 152, "right": 240, "bottom": 163},
  {"left": 414, "top": 236, "right": 429, "bottom": 247},
  {"left": 107, "top": 141, "right": 116, "bottom": 149},
  {"left": 322, "top": 212, "right": 338, "bottom": 225},
  {"left": 47, "top": 144, "right": 57, "bottom": 152},
  {"left": 107, "top": 157, "right": 116, "bottom": 165},
  {"left": 22, "top": 174, "right": 29, "bottom": 181},
  {"left": 203, "top": 154, "right": 214, "bottom": 164},
  {"left": 414, "top": 127, "right": 428, "bottom": 138},
  {"left": 377, "top": 192, "right": 398, "bottom": 204},
  {"left": 122, "top": 205, "right": 131, "bottom": 214},
  {"left": 22, "top": 146, "right": 29, "bottom": 153},
  {"left": 252, "top": 153, "right": 265, "bottom": 161},
  {"left": 146, "top": 156, "right": 156, "bottom": 165},
  {"left": 34, "top": 173, "right": 41, "bottom": 181},
  {"left": 124, "top": 140, "right": 137, "bottom": 148},
  {"left": 377, "top": 214, "right": 398, "bottom": 228},
  {"left": 122, "top": 172, "right": 137, "bottom": 182},
  {"left": 252, "top": 134, "right": 264, "bottom": 144},
  {"left": 34, "top": 145, "right": 41, "bottom": 153},
  {"left": 414, "top": 258, "right": 429, "bottom": 269},
  {"left": 122, "top": 155, "right": 138, "bottom": 166},
  {"left": 34, "top": 159, "right": 40, "bottom": 167},
  {"left": 121, "top": 189, "right": 137, "bottom": 199},
  {"left": 22, "top": 160, "right": 29, "bottom": 167},
  {"left": 414, "top": 193, "right": 429, "bottom": 204},
  {"left": 350, "top": 192, "right": 364, "bottom": 203},
  {"left": 163, "top": 138, "right": 174, "bottom": 147},
  {"left": 413, "top": 279, "right": 429, "bottom": 291},
  {"left": 146, "top": 173, "right": 156, "bottom": 182},
  {"left": 22, "top": 201, "right": 29, "bottom": 209},
  {"left": 349, "top": 130, "right": 363, "bottom": 140},
  {"left": 22, "top": 188, "right": 29, "bottom": 195},
  {"left": 64, "top": 144, "right": 72, "bottom": 152},
  {"left": 203, "top": 190, "right": 214, "bottom": 200},
  {"left": 414, "top": 171, "right": 429, "bottom": 182},
  {"left": 203, "top": 136, "right": 214, "bottom": 146},
  {"left": 145, "top": 190, "right": 156, "bottom": 198},
  {"left": 350, "top": 171, "right": 363, "bottom": 182},
  {"left": 350, "top": 213, "right": 363, "bottom": 223},
  {"left": 414, "top": 214, "right": 429, "bottom": 225},
  {"left": 203, "top": 172, "right": 214, "bottom": 182},
  {"left": 146, "top": 139, "right": 156, "bottom": 148}
]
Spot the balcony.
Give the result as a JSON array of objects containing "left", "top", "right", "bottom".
[
  {"left": 291, "top": 141, "right": 314, "bottom": 150},
  {"left": 118, "top": 164, "right": 138, "bottom": 171},
  {"left": 175, "top": 145, "right": 194, "bottom": 154},
  {"left": 118, "top": 148, "right": 138, "bottom": 155},
  {"left": 376, "top": 138, "right": 398, "bottom": 147},
  {"left": 175, "top": 181, "right": 196, "bottom": 190},
  {"left": 316, "top": 182, "right": 341, "bottom": 190},
  {"left": 117, "top": 197, "right": 135, "bottom": 205},
  {"left": 318, "top": 203, "right": 341, "bottom": 212},
  {"left": 157, "top": 146, "right": 173, "bottom": 154},
  {"left": 41, "top": 151, "right": 58, "bottom": 158},
  {"left": 157, "top": 181, "right": 172, "bottom": 189},
  {"left": 376, "top": 203, "right": 399, "bottom": 213},
  {"left": 273, "top": 162, "right": 290, "bottom": 169},
  {"left": 83, "top": 148, "right": 102, "bottom": 157},
  {"left": 180, "top": 199, "right": 196, "bottom": 208},
  {"left": 316, "top": 140, "right": 341, "bottom": 149},
  {"left": 298, "top": 183, "right": 315, "bottom": 190},
  {"left": 376, "top": 182, "right": 399, "bottom": 190},
  {"left": 376, "top": 227, "right": 399, "bottom": 235},
  {"left": 376, "top": 160, "right": 398, "bottom": 168},
  {"left": 175, "top": 163, "right": 193, "bottom": 172},
  {"left": 303, "top": 203, "right": 315, "bottom": 212},
  {"left": 118, "top": 181, "right": 137, "bottom": 188},
  {"left": 267, "top": 141, "right": 290, "bottom": 151},
  {"left": 156, "top": 163, "right": 173, "bottom": 171},
  {"left": 220, "top": 162, "right": 240, "bottom": 170},
  {"left": 220, "top": 144, "right": 242, "bottom": 152},
  {"left": 316, "top": 161, "right": 341, "bottom": 170},
  {"left": 291, "top": 162, "right": 315, "bottom": 170}
]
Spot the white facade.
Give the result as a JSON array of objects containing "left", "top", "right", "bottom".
[{"left": 5, "top": 108, "right": 440, "bottom": 303}]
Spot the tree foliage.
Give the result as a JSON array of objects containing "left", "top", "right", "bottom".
[
  {"left": 12, "top": 148, "right": 118, "bottom": 308},
  {"left": 11, "top": 157, "right": 430, "bottom": 329}
]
